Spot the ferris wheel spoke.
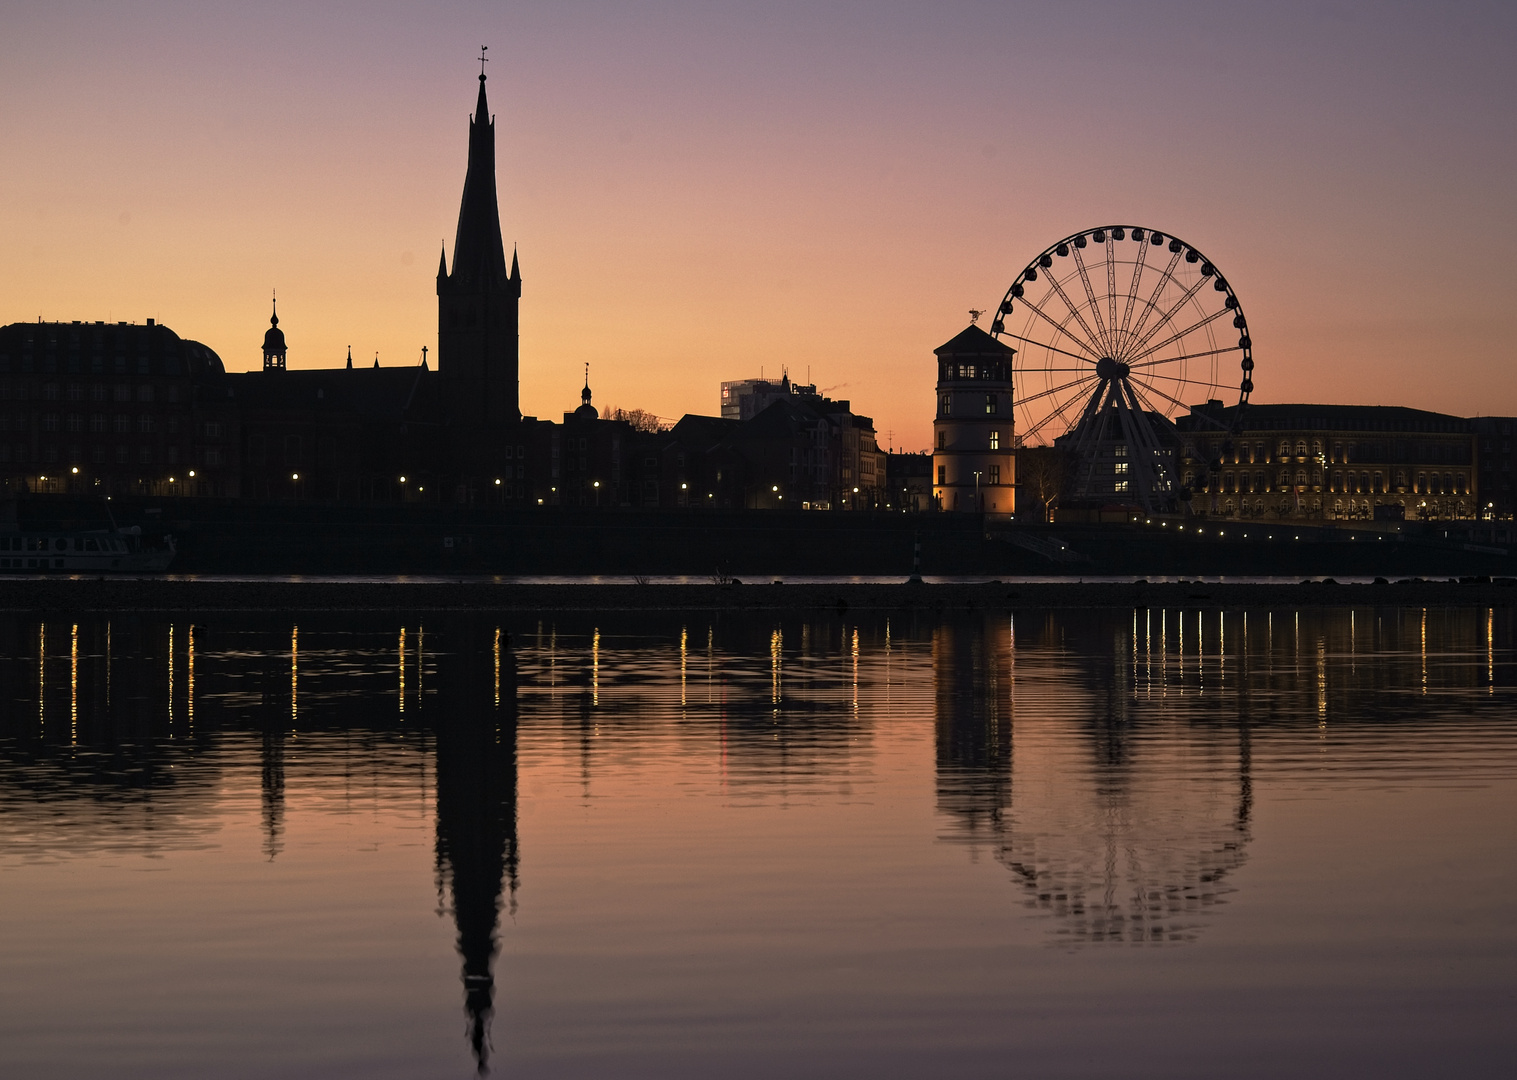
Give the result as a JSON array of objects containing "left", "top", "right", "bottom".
[
  {"left": 1013, "top": 373, "right": 1097, "bottom": 409},
  {"left": 1043, "top": 271, "right": 1107, "bottom": 358},
  {"left": 1126, "top": 249, "right": 1183, "bottom": 345},
  {"left": 1016, "top": 297, "right": 1103, "bottom": 358},
  {"left": 1125, "top": 373, "right": 1206, "bottom": 417},
  {"left": 1105, "top": 237, "right": 1118, "bottom": 342},
  {"left": 1023, "top": 382, "right": 1097, "bottom": 442},
  {"left": 1119, "top": 273, "right": 1210, "bottom": 361},
  {"left": 1070, "top": 246, "right": 1112, "bottom": 352},
  {"left": 1118, "top": 237, "right": 1149, "bottom": 340},
  {"left": 1132, "top": 374, "right": 1230, "bottom": 433},
  {"left": 998, "top": 332, "right": 1096, "bottom": 365},
  {"left": 1127, "top": 307, "right": 1234, "bottom": 365},
  {"left": 1130, "top": 343, "right": 1243, "bottom": 370}
]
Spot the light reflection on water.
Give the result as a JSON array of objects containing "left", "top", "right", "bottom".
[{"left": 1, "top": 606, "right": 1515, "bottom": 1078}]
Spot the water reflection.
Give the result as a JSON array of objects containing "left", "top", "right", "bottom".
[
  {"left": 0, "top": 605, "right": 1514, "bottom": 1073},
  {"left": 434, "top": 617, "right": 519, "bottom": 1074}
]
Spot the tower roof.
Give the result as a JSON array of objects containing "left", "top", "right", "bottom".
[
  {"left": 262, "top": 298, "right": 286, "bottom": 355},
  {"left": 934, "top": 323, "right": 1014, "bottom": 359}
]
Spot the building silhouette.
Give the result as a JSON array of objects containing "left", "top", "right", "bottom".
[{"left": 1176, "top": 402, "right": 1481, "bottom": 521}]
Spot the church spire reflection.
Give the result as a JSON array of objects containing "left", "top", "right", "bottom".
[{"left": 434, "top": 619, "right": 519, "bottom": 1074}]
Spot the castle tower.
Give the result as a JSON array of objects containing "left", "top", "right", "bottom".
[
  {"left": 932, "top": 324, "right": 1016, "bottom": 514},
  {"left": 262, "top": 297, "right": 286, "bottom": 372},
  {"left": 437, "top": 61, "right": 522, "bottom": 427}
]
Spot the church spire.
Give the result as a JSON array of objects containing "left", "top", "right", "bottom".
[{"left": 448, "top": 50, "right": 508, "bottom": 289}]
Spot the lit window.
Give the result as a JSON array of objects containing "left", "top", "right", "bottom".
[{"left": 989, "top": 430, "right": 999, "bottom": 450}]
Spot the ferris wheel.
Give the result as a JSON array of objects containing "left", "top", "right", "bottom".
[{"left": 991, "top": 226, "right": 1254, "bottom": 512}]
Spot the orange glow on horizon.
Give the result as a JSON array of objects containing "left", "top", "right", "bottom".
[{"left": 2, "top": 6, "right": 1515, "bottom": 453}]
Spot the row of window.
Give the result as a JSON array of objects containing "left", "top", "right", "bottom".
[
  {"left": 938, "top": 363, "right": 1010, "bottom": 381},
  {"left": 935, "top": 465, "right": 1003, "bottom": 484},
  {"left": 1196, "top": 438, "right": 1471, "bottom": 466},
  {"left": 0, "top": 445, "right": 223, "bottom": 466},
  {"left": 1187, "top": 469, "right": 1471, "bottom": 495},
  {"left": 935, "top": 430, "right": 1006, "bottom": 449},
  {"left": 937, "top": 394, "right": 1001, "bottom": 416},
  {"left": 0, "top": 536, "right": 128, "bottom": 553},
  {"left": 0, "top": 415, "right": 220, "bottom": 435},
  {"left": 0, "top": 382, "right": 184, "bottom": 403}
]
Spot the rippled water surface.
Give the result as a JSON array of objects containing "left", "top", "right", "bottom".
[{"left": 2, "top": 606, "right": 1515, "bottom": 1078}]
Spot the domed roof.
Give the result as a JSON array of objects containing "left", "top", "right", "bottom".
[
  {"left": 574, "top": 366, "right": 597, "bottom": 419},
  {"left": 263, "top": 298, "right": 286, "bottom": 354}
]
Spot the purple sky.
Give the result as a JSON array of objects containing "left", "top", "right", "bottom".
[{"left": 2, "top": 1, "right": 1513, "bottom": 449}]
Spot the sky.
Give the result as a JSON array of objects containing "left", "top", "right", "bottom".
[{"left": 1, "top": 0, "right": 1514, "bottom": 452}]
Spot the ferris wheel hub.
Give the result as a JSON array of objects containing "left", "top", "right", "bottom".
[{"left": 1095, "top": 357, "right": 1129, "bottom": 380}]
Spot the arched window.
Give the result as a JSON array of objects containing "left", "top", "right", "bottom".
[
  {"left": 1295, "top": 470, "right": 1307, "bottom": 486},
  {"left": 1295, "top": 440, "right": 1308, "bottom": 455},
  {"left": 1332, "top": 471, "right": 1343, "bottom": 491},
  {"left": 1279, "top": 439, "right": 1291, "bottom": 457}
]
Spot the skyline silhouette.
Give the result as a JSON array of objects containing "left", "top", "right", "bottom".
[{"left": 3, "top": 5, "right": 1515, "bottom": 452}]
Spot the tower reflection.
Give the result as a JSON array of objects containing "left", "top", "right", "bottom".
[{"left": 433, "top": 619, "right": 520, "bottom": 1074}]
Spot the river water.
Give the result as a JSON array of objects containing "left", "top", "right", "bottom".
[{"left": 1, "top": 606, "right": 1514, "bottom": 1078}]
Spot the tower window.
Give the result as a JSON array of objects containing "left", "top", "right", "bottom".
[
  {"left": 937, "top": 465, "right": 946, "bottom": 485},
  {"left": 989, "top": 465, "right": 1000, "bottom": 484},
  {"left": 937, "top": 431, "right": 945, "bottom": 450},
  {"left": 985, "top": 394, "right": 997, "bottom": 414},
  {"left": 989, "top": 430, "right": 999, "bottom": 450},
  {"left": 939, "top": 394, "right": 950, "bottom": 415}
]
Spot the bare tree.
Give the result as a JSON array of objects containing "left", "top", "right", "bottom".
[
  {"left": 607, "top": 408, "right": 671, "bottom": 433},
  {"left": 1017, "top": 446, "right": 1073, "bottom": 523}
]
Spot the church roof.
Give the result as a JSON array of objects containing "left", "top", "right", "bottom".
[{"left": 226, "top": 365, "right": 439, "bottom": 423}]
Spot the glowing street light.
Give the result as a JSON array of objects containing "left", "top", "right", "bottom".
[{"left": 70, "top": 467, "right": 78, "bottom": 475}]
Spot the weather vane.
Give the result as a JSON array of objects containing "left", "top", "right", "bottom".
[
  {"left": 968, "top": 308, "right": 983, "bottom": 325},
  {"left": 479, "top": 45, "right": 489, "bottom": 77}
]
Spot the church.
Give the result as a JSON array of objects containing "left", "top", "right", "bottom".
[
  {"left": 0, "top": 65, "right": 891, "bottom": 512},
  {"left": 229, "top": 62, "right": 531, "bottom": 505}
]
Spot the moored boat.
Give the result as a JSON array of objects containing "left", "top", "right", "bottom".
[{"left": 0, "top": 526, "right": 175, "bottom": 573}]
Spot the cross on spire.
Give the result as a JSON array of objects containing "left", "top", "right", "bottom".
[{"left": 479, "top": 45, "right": 489, "bottom": 78}]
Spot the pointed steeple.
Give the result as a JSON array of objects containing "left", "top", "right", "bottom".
[
  {"left": 345, "top": 346, "right": 353, "bottom": 370},
  {"left": 509, "top": 246, "right": 519, "bottom": 282},
  {"left": 448, "top": 66, "right": 509, "bottom": 288},
  {"left": 437, "top": 244, "right": 448, "bottom": 281}
]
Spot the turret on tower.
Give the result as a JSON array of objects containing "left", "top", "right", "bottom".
[{"left": 262, "top": 296, "right": 286, "bottom": 372}]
